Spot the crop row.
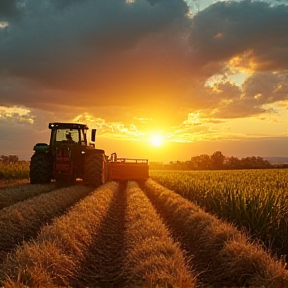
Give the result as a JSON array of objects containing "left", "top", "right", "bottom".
[
  {"left": 150, "top": 169, "right": 288, "bottom": 257},
  {"left": 143, "top": 179, "right": 288, "bottom": 287},
  {"left": 1, "top": 180, "right": 287, "bottom": 288},
  {"left": 0, "top": 162, "right": 29, "bottom": 181},
  {"left": 0, "top": 182, "right": 195, "bottom": 288},
  {"left": 0, "top": 182, "right": 119, "bottom": 287},
  {"left": 0, "top": 183, "right": 56, "bottom": 210},
  {"left": 123, "top": 181, "right": 194, "bottom": 287},
  {"left": 0, "top": 184, "right": 92, "bottom": 258}
]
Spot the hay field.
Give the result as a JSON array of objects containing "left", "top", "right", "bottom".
[{"left": 0, "top": 174, "right": 287, "bottom": 288}]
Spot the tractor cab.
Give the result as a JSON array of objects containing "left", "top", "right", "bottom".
[
  {"left": 30, "top": 122, "right": 105, "bottom": 186},
  {"left": 48, "top": 123, "right": 92, "bottom": 148},
  {"left": 48, "top": 123, "right": 88, "bottom": 181}
]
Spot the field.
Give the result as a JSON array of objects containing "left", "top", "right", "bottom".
[
  {"left": 0, "top": 162, "right": 30, "bottom": 187},
  {"left": 150, "top": 169, "right": 288, "bottom": 258},
  {"left": 0, "top": 169, "right": 288, "bottom": 288}
]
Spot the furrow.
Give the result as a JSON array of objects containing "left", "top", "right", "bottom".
[
  {"left": 74, "top": 181, "right": 126, "bottom": 287},
  {"left": 143, "top": 179, "right": 288, "bottom": 287}
]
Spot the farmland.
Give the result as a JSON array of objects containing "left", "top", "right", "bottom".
[
  {"left": 150, "top": 169, "right": 288, "bottom": 258},
  {"left": 0, "top": 162, "right": 29, "bottom": 187},
  {"left": 0, "top": 169, "right": 288, "bottom": 287},
  {"left": 0, "top": 162, "right": 29, "bottom": 181}
]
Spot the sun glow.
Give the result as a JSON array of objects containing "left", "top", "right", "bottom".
[{"left": 149, "top": 135, "right": 164, "bottom": 147}]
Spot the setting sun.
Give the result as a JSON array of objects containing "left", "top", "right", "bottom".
[{"left": 150, "top": 135, "right": 164, "bottom": 147}]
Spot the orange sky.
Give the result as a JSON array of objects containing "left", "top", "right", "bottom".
[{"left": 0, "top": 0, "right": 287, "bottom": 162}]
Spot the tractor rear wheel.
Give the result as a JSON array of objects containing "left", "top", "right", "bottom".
[
  {"left": 30, "top": 152, "right": 52, "bottom": 184},
  {"left": 83, "top": 153, "right": 106, "bottom": 187}
]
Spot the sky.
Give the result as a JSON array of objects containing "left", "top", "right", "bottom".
[{"left": 0, "top": 0, "right": 287, "bottom": 163}]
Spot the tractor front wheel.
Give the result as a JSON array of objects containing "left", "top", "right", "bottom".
[
  {"left": 83, "top": 153, "right": 106, "bottom": 187},
  {"left": 30, "top": 152, "right": 52, "bottom": 184}
]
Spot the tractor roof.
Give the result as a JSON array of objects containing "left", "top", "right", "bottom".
[{"left": 48, "top": 122, "right": 89, "bottom": 130}]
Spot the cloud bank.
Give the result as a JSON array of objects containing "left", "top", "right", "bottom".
[{"left": 0, "top": 0, "right": 287, "bottom": 127}]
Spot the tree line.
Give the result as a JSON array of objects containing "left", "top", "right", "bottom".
[
  {"left": 150, "top": 151, "right": 275, "bottom": 170},
  {"left": 0, "top": 152, "right": 284, "bottom": 170},
  {"left": 0, "top": 155, "right": 20, "bottom": 164}
]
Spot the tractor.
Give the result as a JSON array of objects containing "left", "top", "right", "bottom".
[{"left": 29, "top": 122, "right": 149, "bottom": 187}]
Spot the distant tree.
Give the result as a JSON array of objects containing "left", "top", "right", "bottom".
[
  {"left": 239, "top": 156, "right": 271, "bottom": 169},
  {"left": 0, "top": 155, "right": 9, "bottom": 163},
  {"left": 8, "top": 155, "right": 19, "bottom": 163},
  {"left": 199, "top": 154, "right": 211, "bottom": 170},
  {"left": 210, "top": 151, "right": 225, "bottom": 170},
  {"left": 190, "top": 156, "right": 200, "bottom": 169},
  {"left": 191, "top": 154, "right": 210, "bottom": 170},
  {"left": 224, "top": 156, "right": 240, "bottom": 169},
  {"left": 159, "top": 151, "right": 273, "bottom": 171},
  {"left": 0, "top": 155, "right": 19, "bottom": 164}
]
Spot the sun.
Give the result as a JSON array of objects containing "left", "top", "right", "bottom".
[{"left": 150, "top": 135, "right": 164, "bottom": 147}]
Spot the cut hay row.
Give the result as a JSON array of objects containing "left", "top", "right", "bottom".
[
  {"left": 1, "top": 181, "right": 196, "bottom": 288},
  {"left": 123, "top": 181, "right": 195, "bottom": 288},
  {"left": 144, "top": 179, "right": 288, "bottom": 288},
  {"left": 0, "top": 183, "right": 56, "bottom": 210},
  {"left": 0, "top": 184, "right": 92, "bottom": 258},
  {"left": 0, "top": 182, "right": 121, "bottom": 288},
  {"left": 66, "top": 181, "right": 125, "bottom": 287}
]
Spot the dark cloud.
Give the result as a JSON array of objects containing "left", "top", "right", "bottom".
[
  {"left": 0, "top": 0, "right": 287, "bottom": 123},
  {"left": 202, "top": 71, "right": 288, "bottom": 119},
  {"left": 242, "top": 72, "right": 288, "bottom": 104},
  {"left": 50, "top": 0, "right": 88, "bottom": 10},
  {"left": 0, "top": 0, "right": 21, "bottom": 19},
  {"left": 0, "top": 0, "right": 191, "bottom": 109},
  {"left": 190, "top": 0, "right": 288, "bottom": 70}
]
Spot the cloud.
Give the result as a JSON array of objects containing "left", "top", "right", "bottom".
[
  {"left": 0, "top": 0, "right": 287, "bottom": 127},
  {"left": 243, "top": 72, "right": 288, "bottom": 104},
  {"left": 0, "top": 0, "right": 21, "bottom": 19},
  {"left": 0, "top": 0, "right": 190, "bottom": 109},
  {"left": 0, "top": 106, "right": 34, "bottom": 124},
  {"left": 209, "top": 71, "right": 288, "bottom": 118},
  {"left": 189, "top": 0, "right": 288, "bottom": 71}
]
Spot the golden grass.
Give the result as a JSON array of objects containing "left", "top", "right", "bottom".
[
  {"left": 144, "top": 179, "right": 288, "bottom": 287},
  {"left": 150, "top": 169, "right": 288, "bottom": 257},
  {"left": 0, "top": 184, "right": 92, "bottom": 258},
  {"left": 123, "top": 181, "right": 195, "bottom": 288},
  {"left": 2, "top": 178, "right": 286, "bottom": 288},
  {"left": 0, "top": 182, "right": 56, "bottom": 210},
  {"left": 0, "top": 181, "right": 196, "bottom": 288},
  {"left": 0, "top": 182, "right": 119, "bottom": 288}
]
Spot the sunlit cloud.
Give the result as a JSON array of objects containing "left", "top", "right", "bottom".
[
  {"left": 0, "top": 0, "right": 287, "bottom": 160},
  {"left": 72, "top": 113, "right": 145, "bottom": 141},
  {"left": 0, "top": 106, "right": 34, "bottom": 124},
  {"left": 252, "top": 100, "right": 288, "bottom": 124},
  {"left": 0, "top": 21, "right": 9, "bottom": 28}
]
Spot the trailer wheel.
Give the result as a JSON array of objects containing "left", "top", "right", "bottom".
[
  {"left": 83, "top": 153, "right": 105, "bottom": 187},
  {"left": 30, "top": 152, "right": 52, "bottom": 184}
]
